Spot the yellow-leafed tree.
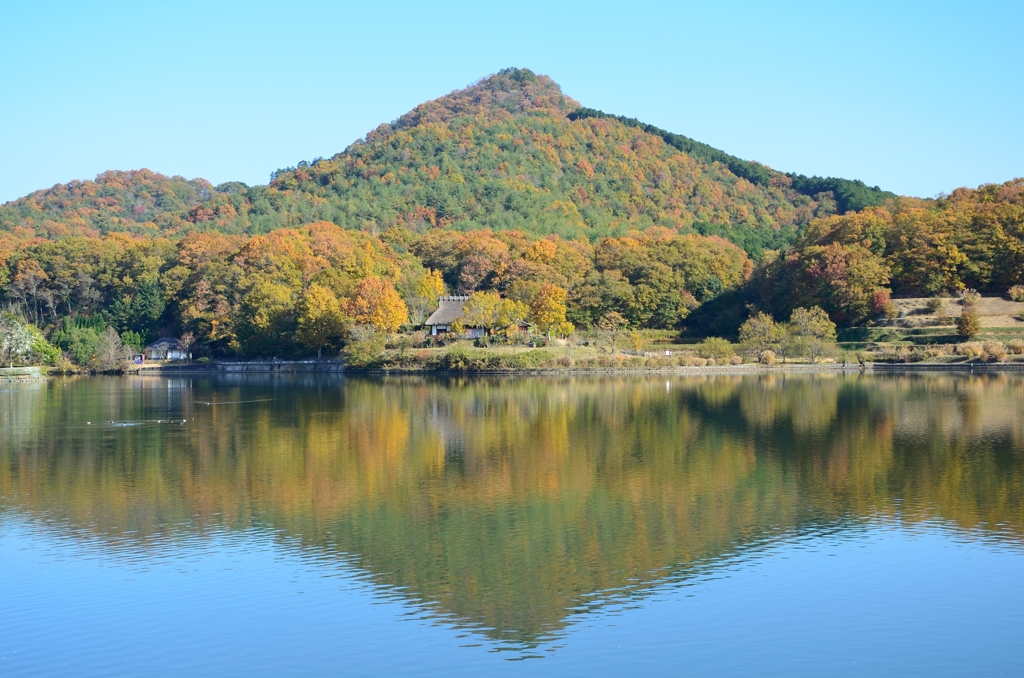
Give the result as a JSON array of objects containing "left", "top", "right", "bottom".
[
  {"left": 416, "top": 269, "right": 446, "bottom": 300},
  {"left": 530, "top": 284, "right": 573, "bottom": 340},
  {"left": 348, "top": 276, "right": 409, "bottom": 333},
  {"left": 295, "top": 284, "right": 348, "bottom": 357},
  {"left": 463, "top": 291, "right": 529, "bottom": 342}
]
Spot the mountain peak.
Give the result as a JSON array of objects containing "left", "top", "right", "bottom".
[{"left": 364, "top": 68, "right": 579, "bottom": 143}]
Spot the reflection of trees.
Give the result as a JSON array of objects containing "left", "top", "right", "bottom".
[{"left": 1, "top": 373, "right": 1023, "bottom": 645}]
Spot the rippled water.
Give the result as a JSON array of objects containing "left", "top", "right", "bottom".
[{"left": 1, "top": 373, "right": 1022, "bottom": 676}]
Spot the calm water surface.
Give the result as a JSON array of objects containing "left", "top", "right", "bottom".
[{"left": 1, "top": 373, "right": 1022, "bottom": 676}]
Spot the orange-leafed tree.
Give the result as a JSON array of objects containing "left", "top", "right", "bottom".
[{"left": 348, "top": 276, "right": 409, "bottom": 333}]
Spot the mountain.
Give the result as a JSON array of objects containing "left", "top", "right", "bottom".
[
  {"left": 1, "top": 68, "right": 894, "bottom": 262},
  {"left": 15, "top": 67, "right": 1019, "bottom": 359}
]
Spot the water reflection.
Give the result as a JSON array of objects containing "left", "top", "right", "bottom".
[{"left": 1, "top": 373, "right": 1023, "bottom": 648}]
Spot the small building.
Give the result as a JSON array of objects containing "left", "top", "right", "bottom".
[
  {"left": 144, "top": 338, "right": 189, "bottom": 361},
  {"left": 424, "top": 296, "right": 485, "bottom": 338},
  {"left": 424, "top": 296, "right": 533, "bottom": 339}
]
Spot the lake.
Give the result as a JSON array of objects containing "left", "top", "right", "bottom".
[{"left": 1, "top": 373, "right": 1022, "bottom": 676}]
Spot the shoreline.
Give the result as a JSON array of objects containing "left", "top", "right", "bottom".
[
  {"left": 50, "top": 360, "right": 1024, "bottom": 377},
  {"left": 360, "top": 361, "right": 1024, "bottom": 376}
]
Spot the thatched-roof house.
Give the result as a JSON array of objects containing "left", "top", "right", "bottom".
[
  {"left": 424, "top": 296, "right": 485, "bottom": 338},
  {"left": 424, "top": 296, "right": 532, "bottom": 339}
]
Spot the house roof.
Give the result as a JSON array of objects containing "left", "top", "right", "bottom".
[
  {"left": 425, "top": 296, "right": 470, "bottom": 326},
  {"left": 145, "top": 337, "right": 181, "bottom": 350}
]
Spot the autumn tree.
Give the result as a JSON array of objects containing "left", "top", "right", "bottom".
[
  {"left": 234, "top": 280, "right": 297, "bottom": 356},
  {"left": 178, "top": 332, "right": 195, "bottom": 358},
  {"left": 348, "top": 276, "right": 409, "bottom": 333},
  {"left": 463, "top": 291, "right": 528, "bottom": 343},
  {"left": 762, "top": 242, "right": 890, "bottom": 326},
  {"left": 787, "top": 306, "right": 837, "bottom": 342},
  {"left": 95, "top": 327, "right": 132, "bottom": 372},
  {"left": 530, "top": 284, "right": 573, "bottom": 340},
  {"left": 295, "top": 284, "right": 348, "bottom": 358},
  {"left": 739, "top": 311, "right": 784, "bottom": 362},
  {"left": 8, "top": 259, "right": 49, "bottom": 326},
  {"left": 785, "top": 306, "right": 838, "bottom": 362},
  {"left": 955, "top": 309, "right": 981, "bottom": 337},
  {"left": 406, "top": 268, "right": 446, "bottom": 325},
  {"left": 596, "top": 310, "right": 628, "bottom": 353}
]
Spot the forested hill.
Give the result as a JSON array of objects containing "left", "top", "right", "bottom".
[
  {"left": 1, "top": 68, "right": 893, "bottom": 261},
  {"left": 566, "top": 108, "right": 896, "bottom": 213},
  {"left": 3, "top": 67, "right": 1023, "bottom": 364}
]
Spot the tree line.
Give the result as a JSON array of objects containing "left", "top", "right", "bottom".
[
  {"left": 2, "top": 178, "right": 1023, "bottom": 368},
  {"left": 689, "top": 178, "right": 1024, "bottom": 338},
  {"left": 0, "top": 223, "right": 751, "bottom": 366}
]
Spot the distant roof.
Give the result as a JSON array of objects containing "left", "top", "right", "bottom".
[
  {"left": 145, "top": 337, "right": 181, "bottom": 350},
  {"left": 425, "top": 296, "right": 470, "bottom": 326}
]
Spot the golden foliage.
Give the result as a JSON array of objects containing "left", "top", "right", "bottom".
[{"left": 348, "top": 276, "right": 409, "bottom": 333}]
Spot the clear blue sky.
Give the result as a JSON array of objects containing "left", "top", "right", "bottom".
[{"left": 2, "top": 0, "right": 1021, "bottom": 204}]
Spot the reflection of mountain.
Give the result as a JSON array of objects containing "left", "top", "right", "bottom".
[{"left": 1, "top": 374, "right": 1023, "bottom": 646}]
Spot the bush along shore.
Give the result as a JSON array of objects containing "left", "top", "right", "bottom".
[{"left": 346, "top": 346, "right": 1024, "bottom": 375}]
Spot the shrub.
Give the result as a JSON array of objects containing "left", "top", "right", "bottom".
[
  {"left": 52, "top": 353, "right": 76, "bottom": 374},
  {"left": 983, "top": 341, "right": 1008, "bottom": 363},
  {"left": 343, "top": 326, "right": 386, "bottom": 367},
  {"left": 1008, "top": 285, "right": 1024, "bottom": 302},
  {"left": 956, "top": 308, "right": 981, "bottom": 337},
  {"left": 408, "top": 330, "right": 428, "bottom": 348},
  {"left": 879, "top": 345, "right": 921, "bottom": 363},
  {"left": 429, "top": 347, "right": 556, "bottom": 371},
  {"left": 759, "top": 350, "right": 776, "bottom": 365},
  {"left": 871, "top": 289, "right": 892, "bottom": 316},
  {"left": 955, "top": 341, "right": 984, "bottom": 359},
  {"left": 926, "top": 297, "right": 945, "bottom": 314},
  {"left": 1008, "top": 339, "right": 1024, "bottom": 355},
  {"left": 388, "top": 334, "right": 414, "bottom": 351},
  {"left": 26, "top": 326, "right": 61, "bottom": 366},
  {"left": 683, "top": 356, "right": 708, "bottom": 367},
  {"left": 959, "top": 288, "right": 981, "bottom": 306},
  {"left": 903, "top": 347, "right": 924, "bottom": 363},
  {"left": 729, "top": 355, "right": 744, "bottom": 365},
  {"left": 924, "top": 345, "right": 950, "bottom": 358},
  {"left": 696, "top": 337, "right": 736, "bottom": 360}
]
